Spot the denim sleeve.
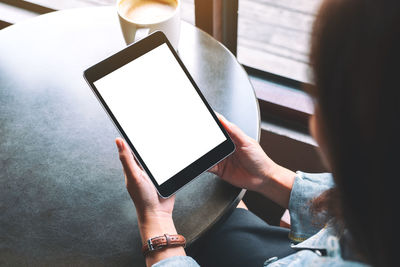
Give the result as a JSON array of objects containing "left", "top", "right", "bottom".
[
  {"left": 288, "top": 171, "right": 335, "bottom": 243},
  {"left": 265, "top": 250, "right": 368, "bottom": 267},
  {"left": 152, "top": 256, "right": 200, "bottom": 267}
]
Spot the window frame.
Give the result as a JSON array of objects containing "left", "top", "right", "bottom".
[{"left": 194, "top": 0, "right": 313, "bottom": 131}]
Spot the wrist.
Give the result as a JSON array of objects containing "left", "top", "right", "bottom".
[
  {"left": 138, "top": 214, "right": 177, "bottom": 242},
  {"left": 258, "top": 163, "right": 296, "bottom": 209},
  {"left": 256, "top": 161, "right": 282, "bottom": 193},
  {"left": 137, "top": 215, "right": 186, "bottom": 266},
  {"left": 268, "top": 164, "right": 295, "bottom": 183}
]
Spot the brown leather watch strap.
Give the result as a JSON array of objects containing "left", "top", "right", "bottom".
[{"left": 142, "top": 234, "right": 186, "bottom": 255}]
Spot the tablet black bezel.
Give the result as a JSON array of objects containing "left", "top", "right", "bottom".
[{"left": 84, "top": 31, "right": 235, "bottom": 198}]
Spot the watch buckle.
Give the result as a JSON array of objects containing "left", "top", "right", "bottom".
[{"left": 147, "top": 238, "right": 154, "bottom": 251}]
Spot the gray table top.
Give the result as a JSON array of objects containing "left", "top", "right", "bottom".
[{"left": 0, "top": 6, "right": 260, "bottom": 266}]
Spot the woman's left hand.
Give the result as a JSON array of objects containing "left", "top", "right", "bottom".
[
  {"left": 116, "top": 138, "right": 185, "bottom": 266},
  {"left": 116, "top": 137, "right": 174, "bottom": 221}
]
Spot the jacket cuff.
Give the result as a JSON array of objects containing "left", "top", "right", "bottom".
[
  {"left": 288, "top": 171, "right": 335, "bottom": 243},
  {"left": 152, "top": 256, "right": 200, "bottom": 267}
]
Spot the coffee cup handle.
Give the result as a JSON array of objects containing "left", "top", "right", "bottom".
[{"left": 134, "top": 28, "right": 150, "bottom": 42}]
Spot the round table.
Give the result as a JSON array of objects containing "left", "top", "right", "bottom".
[{"left": 0, "top": 7, "right": 260, "bottom": 266}]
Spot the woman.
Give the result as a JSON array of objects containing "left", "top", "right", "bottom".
[{"left": 115, "top": 0, "right": 398, "bottom": 266}]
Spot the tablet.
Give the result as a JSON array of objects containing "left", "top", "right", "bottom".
[{"left": 84, "top": 31, "right": 235, "bottom": 198}]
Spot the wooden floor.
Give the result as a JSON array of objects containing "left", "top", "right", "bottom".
[{"left": 0, "top": 0, "right": 322, "bottom": 82}]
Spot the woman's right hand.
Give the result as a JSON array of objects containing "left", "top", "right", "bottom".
[{"left": 209, "top": 114, "right": 296, "bottom": 208}]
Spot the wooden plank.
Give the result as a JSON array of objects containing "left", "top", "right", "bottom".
[
  {"left": 238, "top": 37, "right": 309, "bottom": 63},
  {"left": 239, "top": 0, "right": 315, "bottom": 34},
  {"left": 236, "top": 0, "right": 317, "bottom": 81},
  {"left": 237, "top": 45, "right": 311, "bottom": 83},
  {"left": 238, "top": 17, "right": 310, "bottom": 55},
  {"left": 249, "top": 0, "right": 322, "bottom": 15},
  {"left": 249, "top": 75, "right": 313, "bottom": 115}
]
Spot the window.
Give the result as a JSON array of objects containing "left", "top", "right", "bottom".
[
  {"left": 193, "top": 0, "right": 319, "bottom": 130},
  {"left": 237, "top": 0, "right": 322, "bottom": 84}
]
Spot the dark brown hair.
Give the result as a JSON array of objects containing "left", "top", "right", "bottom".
[{"left": 309, "top": 0, "right": 400, "bottom": 266}]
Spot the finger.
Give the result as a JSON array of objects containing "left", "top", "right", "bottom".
[
  {"left": 215, "top": 113, "right": 250, "bottom": 146},
  {"left": 208, "top": 165, "right": 219, "bottom": 175},
  {"left": 133, "top": 154, "right": 144, "bottom": 171},
  {"left": 115, "top": 138, "right": 142, "bottom": 182},
  {"left": 208, "top": 161, "right": 225, "bottom": 177}
]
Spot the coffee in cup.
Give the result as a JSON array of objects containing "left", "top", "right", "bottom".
[
  {"left": 117, "top": 0, "right": 181, "bottom": 50},
  {"left": 119, "top": 0, "right": 177, "bottom": 24}
]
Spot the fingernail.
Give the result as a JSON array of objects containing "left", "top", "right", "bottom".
[{"left": 116, "top": 139, "right": 124, "bottom": 152}]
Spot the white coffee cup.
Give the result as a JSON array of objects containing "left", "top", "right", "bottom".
[{"left": 117, "top": 0, "right": 181, "bottom": 50}]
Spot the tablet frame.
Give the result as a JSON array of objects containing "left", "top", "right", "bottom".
[{"left": 84, "top": 31, "right": 235, "bottom": 198}]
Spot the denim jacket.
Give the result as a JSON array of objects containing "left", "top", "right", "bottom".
[{"left": 153, "top": 172, "right": 369, "bottom": 267}]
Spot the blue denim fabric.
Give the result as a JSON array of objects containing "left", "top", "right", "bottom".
[
  {"left": 153, "top": 172, "right": 369, "bottom": 267},
  {"left": 288, "top": 171, "right": 335, "bottom": 243},
  {"left": 265, "top": 172, "right": 369, "bottom": 267},
  {"left": 265, "top": 249, "right": 367, "bottom": 267},
  {"left": 152, "top": 256, "right": 199, "bottom": 266}
]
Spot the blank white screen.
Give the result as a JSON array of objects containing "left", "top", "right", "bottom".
[{"left": 94, "top": 44, "right": 226, "bottom": 185}]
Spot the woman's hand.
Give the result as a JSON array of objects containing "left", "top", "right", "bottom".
[
  {"left": 116, "top": 137, "right": 174, "bottom": 221},
  {"left": 210, "top": 115, "right": 296, "bottom": 208},
  {"left": 116, "top": 138, "right": 185, "bottom": 266}
]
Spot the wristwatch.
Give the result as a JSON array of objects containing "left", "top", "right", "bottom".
[{"left": 142, "top": 234, "right": 186, "bottom": 255}]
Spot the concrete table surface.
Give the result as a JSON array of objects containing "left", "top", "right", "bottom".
[{"left": 0, "top": 6, "right": 260, "bottom": 266}]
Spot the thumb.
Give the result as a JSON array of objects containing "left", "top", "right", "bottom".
[
  {"left": 216, "top": 113, "right": 251, "bottom": 146},
  {"left": 115, "top": 138, "right": 142, "bottom": 185}
]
